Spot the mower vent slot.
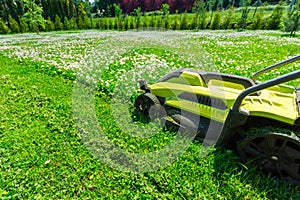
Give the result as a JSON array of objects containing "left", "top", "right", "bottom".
[{"left": 178, "top": 92, "right": 227, "bottom": 110}]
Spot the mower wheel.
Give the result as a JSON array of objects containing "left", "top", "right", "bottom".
[
  {"left": 134, "top": 93, "right": 164, "bottom": 120},
  {"left": 237, "top": 128, "right": 300, "bottom": 184}
]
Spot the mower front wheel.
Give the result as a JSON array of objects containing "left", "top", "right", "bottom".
[{"left": 134, "top": 93, "right": 164, "bottom": 120}]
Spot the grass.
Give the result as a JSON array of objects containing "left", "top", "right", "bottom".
[{"left": 0, "top": 30, "right": 300, "bottom": 198}]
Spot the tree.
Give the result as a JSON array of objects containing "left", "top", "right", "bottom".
[
  {"left": 22, "top": 0, "right": 45, "bottom": 34},
  {"left": 134, "top": 7, "right": 141, "bottom": 29},
  {"left": 180, "top": 11, "right": 188, "bottom": 30},
  {"left": 45, "top": 17, "right": 55, "bottom": 31},
  {"left": 222, "top": 6, "right": 233, "bottom": 29},
  {"left": 266, "top": 2, "right": 284, "bottom": 30},
  {"left": 19, "top": 18, "right": 29, "bottom": 32},
  {"left": 172, "top": 10, "right": 180, "bottom": 30},
  {"left": 8, "top": 15, "right": 20, "bottom": 33},
  {"left": 156, "top": 13, "right": 163, "bottom": 29},
  {"left": 192, "top": 0, "right": 207, "bottom": 30},
  {"left": 129, "top": 16, "right": 135, "bottom": 29},
  {"left": 54, "top": 15, "right": 63, "bottom": 30},
  {"left": 249, "top": 7, "right": 263, "bottom": 30},
  {"left": 142, "top": 13, "right": 148, "bottom": 29},
  {"left": 113, "top": 3, "right": 122, "bottom": 18},
  {"left": 210, "top": 11, "right": 221, "bottom": 30},
  {"left": 0, "top": 18, "right": 9, "bottom": 34},
  {"left": 284, "top": 0, "right": 300, "bottom": 35},
  {"left": 237, "top": 0, "right": 251, "bottom": 30},
  {"left": 252, "top": 0, "right": 262, "bottom": 19},
  {"left": 161, "top": 3, "right": 170, "bottom": 29},
  {"left": 78, "top": 2, "right": 90, "bottom": 29},
  {"left": 95, "top": 0, "right": 116, "bottom": 17},
  {"left": 70, "top": 17, "right": 78, "bottom": 30},
  {"left": 123, "top": 16, "right": 129, "bottom": 30},
  {"left": 63, "top": 16, "right": 71, "bottom": 30}
]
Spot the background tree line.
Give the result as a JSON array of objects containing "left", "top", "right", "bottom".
[{"left": 0, "top": 0, "right": 299, "bottom": 35}]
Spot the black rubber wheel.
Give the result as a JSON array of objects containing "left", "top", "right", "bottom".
[
  {"left": 134, "top": 93, "right": 164, "bottom": 119},
  {"left": 237, "top": 128, "right": 300, "bottom": 184}
]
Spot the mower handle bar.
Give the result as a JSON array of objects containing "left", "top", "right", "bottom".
[
  {"left": 232, "top": 69, "right": 300, "bottom": 112},
  {"left": 252, "top": 54, "right": 300, "bottom": 81}
]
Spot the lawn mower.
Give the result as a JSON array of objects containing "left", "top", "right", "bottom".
[{"left": 134, "top": 54, "right": 300, "bottom": 184}]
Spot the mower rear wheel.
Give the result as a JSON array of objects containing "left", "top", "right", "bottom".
[
  {"left": 237, "top": 128, "right": 300, "bottom": 184},
  {"left": 134, "top": 93, "right": 164, "bottom": 120}
]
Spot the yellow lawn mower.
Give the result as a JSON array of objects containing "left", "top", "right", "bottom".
[{"left": 134, "top": 55, "right": 300, "bottom": 184}]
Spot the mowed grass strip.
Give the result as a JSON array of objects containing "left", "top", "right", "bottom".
[{"left": 0, "top": 55, "right": 300, "bottom": 199}]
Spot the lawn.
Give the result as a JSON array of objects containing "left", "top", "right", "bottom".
[{"left": 0, "top": 30, "right": 299, "bottom": 199}]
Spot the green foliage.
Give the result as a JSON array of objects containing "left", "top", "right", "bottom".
[
  {"left": 84, "top": 16, "right": 92, "bottom": 29},
  {"left": 8, "top": 15, "right": 20, "bottom": 33},
  {"left": 266, "top": 2, "right": 284, "bottom": 30},
  {"left": 0, "top": 18, "right": 9, "bottom": 34},
  {"left": 54, "top": 15, "right": 63, "bottom": 30},
  {"left": 238, "top": 7, "right": 250, "bottom": 29},
  {"left": 77, "top": 17, "right": 84, "bottom": 29},
  {"left": 190, "top": 14, "right": 197, "bottom": 30},
  {"left": 123, "top": 16, "right": 129, "bottom": 31},
  {"left": 171, "top": 11, "right": 180, "bottom": 30},
  {"left": 161, "top": 3, "right": 170, "bottom": 17},
  {"left": 77, "top": 2, "right": 91, "bottom": 29},
  {"left": 210, "top": 12, "right": 221, "bottom": 30},
  {"left": 70, "top": 17, "right": 78, "bottom": 30},
  {"left": 63, "top": 17, "right": 71, "bottom": 30},
  {"left": 129, "top": 16, "right": 135, "bottom": 29},
  {"left": 180, "top": 12, "right": 189, "bottom": 30},
  {"left": 164, "top": 14, "right": 170, "bottom": 29},
  {"left": 249, "top": 8, "right": 264, "bottom": 30},
  {"left": 142, "top": 14, "right": 148, "bottom": 30},
  {"left": 96, "top": 18, "right": 103, "bottom": 29},
  {"left": 134, "top": 7, "right": 141, "bottom": 29},
  {"left": 19, "top": 18, "right": 29, "bottom": 33},
  {"left": 45, "top": 17, "right": 55, "bottom": 31},
  {"left": 108, "top": 18, "right": 113, "bottom": 30},
  {"left": 149, "top": 13, "right": 155, "bottom": 28},
  {"left": 283, "top": 0, "right": 300, "bottom": 35},
  {"left": 101, "top": 18, "right": 107, "bottom": 30},
  {"left": 22, "top": 0, "right": 45, "bottom": 34},
  {"left": 156, "top": 14, "right": 163, "bottom": 29},
  {"left": 222, "top": 7, "right": 233, "bottom": 29},
  {"left": 113, "top": 17, "right": 118, "bottom": 30},
  {"left": 113, "top": 3, "right": 122, "bottom": 18},
  {"left": 192, "top": 0, "right": 207, "bottom": 30}
]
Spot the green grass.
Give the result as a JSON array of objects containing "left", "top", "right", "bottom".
[{"left": 0, "top": 31, "right": 300, "bottom": 198}]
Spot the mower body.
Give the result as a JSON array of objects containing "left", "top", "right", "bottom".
[{"left": 134, "top": 55, "right": 300, "bottom": 184}]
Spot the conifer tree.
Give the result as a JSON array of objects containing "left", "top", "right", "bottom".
[
  {"left": 19, "top": 18, "right": 29, "bottom": 33},
  {"left": 0, "top": 18, "right": 9, "bottom": 34},
  {"left": 8, "top": 15, "right": 20, "bottom": 33},
  {"left": 70, "top": 17, "right": 78, "bottom": 30},
  {"left": 180, "top": 11, "right": 188, "bottom": 30},
  {"left": 63, "top": 16, "right": 71, "bottom": 30},
  {"left": 142, "top": 13, "right": 148, "bottom": 29},
  {"left": 149, "top": 12, "right": 155, "bottom": 28},
  {"left": 129, "top": 16, "right": 135, "bottom": 29},
  {"left": 54, "top": 15, "right": 63, "bottom": 30},
  {"left": 210, "top": 11, "right": 221, "bottom": 30},
  {"left": 283, "top": 0, "right": 300, "bottom": 35},
  {"left": 267, "top": 2, "right": 284, "bottom": 30},
  {"left": 46, "top": 17, "right": 55, "bottom": 31}
]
